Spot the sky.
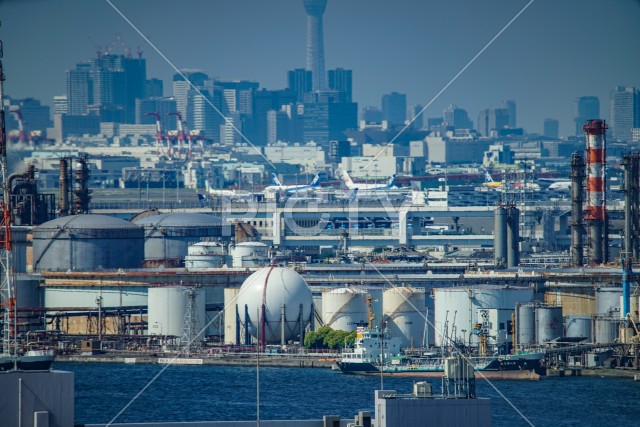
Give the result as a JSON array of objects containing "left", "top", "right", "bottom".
[{"left": 0, "top": 0, "right": 639, "bottom": 137}]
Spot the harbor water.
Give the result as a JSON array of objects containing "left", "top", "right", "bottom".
[{"left": 64, "top": 362, "right": 640, "bottom": 426}]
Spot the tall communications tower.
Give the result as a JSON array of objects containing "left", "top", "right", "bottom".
[
  {"left": 304, "top": 0, "right": 328, "bottom": 91},
  {"left": 583, "top": 119, "right": 608, "bottom": 264}
]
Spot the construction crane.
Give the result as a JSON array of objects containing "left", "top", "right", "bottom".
[
  {"left": 168, "top": 112, "right": 185, "bottom": 160},
  {"left": 145, "top": 112, "right": 170, "bottom": 158}
]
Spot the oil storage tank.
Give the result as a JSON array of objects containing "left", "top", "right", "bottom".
[
  {"left": 321, "top": 287, "right": 369, "bottom": 332},
  {"left": 134, "top": 213, "right": 231, "bottom": 266},
  {"left": 516, "top": 303, "right": 536, "bottom": 349},
  {"left": 594, "top": 316, "right": 619, "bottom": 344},
  {"left": 564, "top": 316, "right": 592, "bottom": 342},
  {"left": 235, "top": 266, "right": 313, "bottom": 344},
  {"left": 433, "top": 285, "right": 534, "bottom": 347},
  {"left": 232, "top": 242, "right": 269, "bottom": 268},
  {"left": 383, "top": 287, "right": 426, "bottom": 349},
  {"left": 535, "top": 305, "right": 563, "bottom": 344},
  {"left": 32, "top": 214, "right": 144, "bottom": 272},
  {"left": 596, "top": 287, "right": 621, "bottom": 316},
  {"left": 147, "top": 286, "right": 206, "bottom": 340},
  {"left": 185, "top": 242, "right": 229, "bottom": 269}
]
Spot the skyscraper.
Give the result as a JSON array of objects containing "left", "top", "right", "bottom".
[
  {"left": 327, "top": 68, "right": 352, "bottom": 102},
  {"left": 381, "top": 92, "right": 407, "bottom": 126},
  {"left": 477, "top": 108, "right": 509, "bottom": 136},
  {"left": 172, "top": 70, "right": 209, "bottom": 122},
  {"left": 500, "top": 100, "right": 516, "bottom": 128},
  {"left": 443, "top": 104, "right": 473, "bottom": 130},
  {"left": 543, "top": 118, "right": 559, "bottom": 139},
  {"left": 610, "top": 86, "right": 640, "bottom": 142},
  {"left": 287, "top": 68, "right": 312, "bottom": 103},
  {"left": 304, "top": 0, "right": 328, "bottom": 91},
  {"left": 574, "top": 96, "right": 600, "bottom": 136}
]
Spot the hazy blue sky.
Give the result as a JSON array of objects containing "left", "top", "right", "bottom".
[{"left": 1, "top": 0, "right": 639, "bottom": 136}]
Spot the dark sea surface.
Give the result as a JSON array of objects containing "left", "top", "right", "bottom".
[{"left": 60, "top": 362, "right": 640, "bottom": 426}]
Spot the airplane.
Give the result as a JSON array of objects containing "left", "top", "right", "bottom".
[
  {"left": 204, "top": 180, "right": 253, "bottom": 199},
  {"left": 263, "top": 173, "right": 321, "bottom": 195},
  {"left": 339, "top": 170, "right": 396, "bottom": 191},
  {"left": 548, "top": 180, "right": 571, "bottom": 191},
  {"left": 482, "top": 169, "right": 505, "bottom": 189}
]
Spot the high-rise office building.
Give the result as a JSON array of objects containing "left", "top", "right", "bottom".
[
  {"left": 287, "top": 68, "right": 313, "bottom": 103},
  {"left": 477, "top": 108, "right": 509, "bottom": 136},
  {"left": 408, "top": 104, "right": 424, "bottom": 130},
  {"left": 172, "top": 70, "right": 209, "bottom": 122},
  {"left": 610, "top": 86, "right": 640, "bottom": 141},
  {"left": 381, "top": 92, "right": 407, "bottom": 126},
  {"left": 216, "top": 80, "right": 260, "bottom": 115},
  {"left": 5, "top": 97, "right": 51, "bottom": 132},
  {"left": 303, "top": 97, "right": 357, "bottom": 145},
  {"left": 304, "top": 0, "right": 328, "bottom": 91},
  {"left": 66, "top": 62, "right": 92, "bottom": 115},
  {"left": 443, "top": 104, "right": 473, "bottom": 130},
  {"left": 362, "top": 106, "right": 383, "bottom": 124},
  {"left": 500, "top": 100, "right": 516, "bottom": 128},
  {"left": 65, "top": 54, "right": 146, "bottom": 123},
  {"left": 53, "top": 95, "right": 68, "bottom": 115},
  {"left": 145, "top": 78, "right": 164, "bottom": 98},
  {"left": 135, "top": 97, "right": 177, "bottom": 130},
  {"left": 327, "top": 68, "right": 352, "bottom": 102},
  {"left": 574, "top": 96, "right": 600, "bottom": 136},
  {"left": 543, "top": 118, "right": 559, "bottom": 139}
]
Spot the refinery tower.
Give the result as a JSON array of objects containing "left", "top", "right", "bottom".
[{"left": 304, "top": 0, "right": 328, "bottom": 91}]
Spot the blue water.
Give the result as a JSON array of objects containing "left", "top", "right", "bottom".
[{"left": 61, "top": 362, "right": 640, "bottom": 426}]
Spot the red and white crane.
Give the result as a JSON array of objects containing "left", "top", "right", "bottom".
[
  {"left": 168, "top": 112, "right": 185, "bottom": 160},
  {"left": 145, "top": 112, "right": 170, "bottom": 158}
]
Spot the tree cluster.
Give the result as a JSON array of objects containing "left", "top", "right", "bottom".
[{"left": 303, "top": 326, "right": 357, "bottom": 350}]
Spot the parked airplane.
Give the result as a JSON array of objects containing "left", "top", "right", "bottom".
[
  {"left": 482, "top": 169, "right": 505, "bottom": 189},
  {"left": 340, "top": 170, "right": 396, "bottom": 190},
  {"left": 548, "top": 180, "right": 571, "bottom": 191},
  {"left": 264, "top": 173, "right": 321, "bottom": 194},
  {"left": 204, "top": 180, "right": 253, "bottom": 199}
]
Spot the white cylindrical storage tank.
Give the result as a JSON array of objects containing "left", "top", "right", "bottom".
[
  {"left": 383, "top": 287, "right": 426, "bottom": 349},
  {"left": 321, "top": 287, "right": 369, "bottom": 332},
  {"left": 594, "top": 317, "right": 619, "bottom": 344},
  {"left": 232, "top": 242, "right": 269, "bottom": 268},
  {"left": 564, "top": 316, "right": 592, "bottom": 342},
  {"left": 516, "top": 303, "right": 536, "bottom": 348},
  {"left": 147, "top": 286, "right": 206, "bottom": 340},
  {"left": 185, "top": 242, "right": 229, "bottom": 269},
  {"left": 433, "top": 285, "right": 534, "bottom": 347},
  {"left": 535, "top": 306, "right": 563, "bottom": 344},
  {"left": 596, "top": 287, "right": 621, "bottom": 316},
  {"left": 235, "top": 266, "right": 313, "bottom": 344}
]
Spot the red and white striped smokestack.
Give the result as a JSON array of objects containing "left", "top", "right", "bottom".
[
  {"left": 583, "top": 119, "right": 607, "bottom": 222},
  {"left": 583, "top": 119, "right": 607, "bottom": 264}
]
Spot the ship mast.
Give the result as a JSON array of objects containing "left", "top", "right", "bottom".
[{"left": 0, "top": 31, "right": 16, "bottom": 357}]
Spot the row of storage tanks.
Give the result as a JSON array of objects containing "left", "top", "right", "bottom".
[{"left": 31, "top": 213, "right": 269, "bottom": 271}]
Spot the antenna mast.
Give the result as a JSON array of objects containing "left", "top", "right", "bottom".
[{"left": 0, "top": 31, "right": 16, "bottom": 357}]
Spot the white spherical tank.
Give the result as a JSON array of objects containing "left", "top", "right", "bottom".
[
  {"left": 434, "top": 285, "right": 534, "bottom": 347},
  {"left": 596, "top": 287, "right": 621, "bottom": 316},
  {"left": 321, "top": 287, "right": 369, "bottom": 332},
  {"left": 235, "top": 266, "right": 313, "bottom": 344},
  {"left": 147, "top": 286, "right": 206, "bottom": 340},
  {"left": 516, "top": 303, "right": 536, "bottom": 348},
  {"left": 383, "top": 287, "right": 426, "bottom": 349},
  {"left": 185, "top": 242, "right": 229, "bottom": 269},
  {"left": 232, "top": 242, "right": 269, "bottom": 268},
  {"left": 535, "top": 306, "right": 563, "bottom": 344},
  {"left": 564, "top": 316, "right": 592, "bottom": 342}
]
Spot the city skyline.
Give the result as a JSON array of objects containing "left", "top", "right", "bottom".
[{"left": 0, "top": 0, "right": 639, "bottom": 136}]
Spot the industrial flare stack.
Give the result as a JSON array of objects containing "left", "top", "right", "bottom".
[{"left": 583, "top": 119, "right": 608, "bottom": 265}]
